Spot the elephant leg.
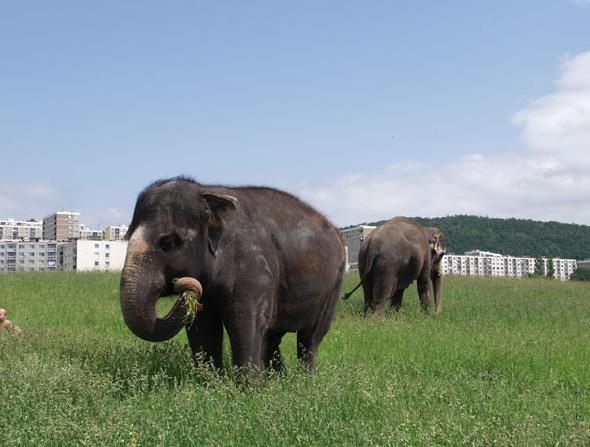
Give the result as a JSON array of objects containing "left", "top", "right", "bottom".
[
  {"left": 366, "top": 276, "right": 396, "bottom": 315},
  {"left": 226, "top": 318, "right": 265, "bottom": 371},
  {"left": 432, "top": 273, "right": 443, "bottom": 315},
  {"left": 390, "top": 289, "right": 404, "bottom": 311},
  {"left": 296, "top": 330, "right": 317, "bottom": 370},
  {"left": 362, "top": 280, "right": 374, "bottom": 315},
  {"left": 263, "top": 331, "right": 285, "bottom": 372},
  {"left": 417, "top": 270, "right": 433, "bottom": 312},
  {"left": 297, "top": 284, "right": 341, "bottom": 370},
  {"left": 224, "top": 294, "right": 272, "bottom": 371},
  {"left": 186, "top": 309, "right": 224, "bottom": 369}
]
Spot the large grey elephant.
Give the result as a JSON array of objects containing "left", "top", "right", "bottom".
[
  {"left": 345, "top": 217, "right": 446, "bottom": 314},
  {"left": 120, "top": 177, "right": 346, "bottom": 371}
]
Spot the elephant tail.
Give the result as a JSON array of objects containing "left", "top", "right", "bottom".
[
  {"left": 342, "top": 254, "right": 376, "bottom": 300},
  {"left": 342, "top": 280, "right": 362, "bottom": 300}
]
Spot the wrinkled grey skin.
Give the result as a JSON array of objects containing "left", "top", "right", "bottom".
[
  {"left": 120, "top": 177, "right": 346, "bottom": 371},
  {"left": 357, "top": 217, "right": 446, "bottom": 314}
]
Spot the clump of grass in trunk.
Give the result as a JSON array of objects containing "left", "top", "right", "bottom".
[{"left": 172, "top": 277, "right": 204, "bottom": 326}]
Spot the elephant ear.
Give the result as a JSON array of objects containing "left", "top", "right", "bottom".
[{"left": 201, "top": 192, "right": 238, "bottom": 256}]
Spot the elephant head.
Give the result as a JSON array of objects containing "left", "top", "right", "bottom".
[
  {"left": 426, "top": 227, "right": 446, "bottom": 314},
  {"left": 120, "top": 178, "right": 237, "bottom": 342}
]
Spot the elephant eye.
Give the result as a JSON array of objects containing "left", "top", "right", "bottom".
[{"left": 158, "top": 233, "right": 182, "bottom": 252}]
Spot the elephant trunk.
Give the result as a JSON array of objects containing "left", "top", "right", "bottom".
[{"left": 120, "top": 229, "right": 185, "bottom": 342}]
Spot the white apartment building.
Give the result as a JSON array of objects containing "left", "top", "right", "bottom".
[
  {"left": 60, "top": 240, "right": 127, "bottom": 272},
  {"left": 0, "top": 218, "right": 43, "bottom": 240},
  {"left": 340, "top": 225, "right": 376, "bottom": 271},
  {"left": 553, "top": 258, "right": 578, "bottom": 281},
  {"left": 43, "top": 211, "right": 81, "bottom": 241},
  {"left": 0, "top": 240, "right": 59, "bottom": 272},
  {"left": 103, "top": 225, "right": 129, "bottom": 241},
  {"left": 79, "top": 224, "right": 103, "bottom": 241},
  {"left": 443, "top": 250, "right": 577, "bottom": 281}
]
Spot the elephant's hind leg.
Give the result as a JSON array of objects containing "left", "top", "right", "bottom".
[
  {"left": 296, "top": 331, "right": 317, "bottom": 370},
  {"left": 390, "top": 289, "right": 404, "bottom": 311},
  {"left": 296, "top": 283, "right": 341, "bottom": 370},
  {"left": 264, "top": 331, "right": 285, "bottom": 372},
  {"left": 367, "top": 275, "right": 397, "bottom": 314},
  {"left": 362, "top": 281, "right": 373, "bottom": 315}
]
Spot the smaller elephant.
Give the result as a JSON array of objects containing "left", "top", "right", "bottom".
[{"left": 344, "top": 217, "right": 446, "bottom": 314}]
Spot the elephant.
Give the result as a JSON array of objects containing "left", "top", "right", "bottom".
[
  {"left": 120, "top": 176, "right": 346, "bottom": 371},
  {"left": 344, "top": 217, "right": 446, "bottom": 315}
]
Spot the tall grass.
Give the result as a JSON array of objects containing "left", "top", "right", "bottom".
[{"left": 1, "top": 272, "right": 589, "bottom": 446}]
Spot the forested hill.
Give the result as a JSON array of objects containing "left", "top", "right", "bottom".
[{"left": 360, "top": 215, "right": 590, "bottom": 260}]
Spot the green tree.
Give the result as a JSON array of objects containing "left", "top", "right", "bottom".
[
  {"left": 571, "top": 268, "right": 590, "bottom": 282},
  {"left": 546, "top": 259, "right": 555, "bottom": 280},
  {"left": 534, "top": 257, "right": 545, "bottom": 277}
]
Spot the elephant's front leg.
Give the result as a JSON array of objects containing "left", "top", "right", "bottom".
[
  {"left": 417, "top": 268, "right": 433, "bottom": 312},
  {"left": 186, "top": 308, "right": 224, "bottom": 369},
  {"left": 431, "top": 272, "right": 443, "bottom": 314},
  {"left": 224, "top": 294, "right": 272, "bottom": 371}
]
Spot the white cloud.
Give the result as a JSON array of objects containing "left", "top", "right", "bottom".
[
  {"left": 571, "top": 0, "right": 590, "bottom": 8},
  {"left": 0, "top": 183, "right": 62, "bottom": 220},
  {"left": 513, "top": 52, "right": 590, "bottom": 166},
  {"left": 296, "top": 51, "right": 590, "bottom": 226}
]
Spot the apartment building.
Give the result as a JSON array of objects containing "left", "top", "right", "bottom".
[
  {"left": 79, "top": 224, "right": 103, "bottom": 241},
  {"left": 442, "top": 251, "right": 577, "bottom": 280},
  {"left": 0, "top": 240, "right": 59, "bottom": 272},
  {"left": 0, "top": 218, "right": 43, "bottom": 240},
  {"left": 103, "top": 225, "right": 129, "bottom": 241},
  {"left": 60, "top": 240, "right": 127, "bottom": 271},
  {"left": 340, "top": 225, "right": 376, "bottom": 271},
  {"left": 43, "top": 211, "right": 80, "bottom": 241},
  {"left": 553, "top": 258, "right": 578, "bottom": 281}
]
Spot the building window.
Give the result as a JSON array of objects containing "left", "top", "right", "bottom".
[
  {"left": 94, "top": 243, "right": 99, "bottom": 249},
  {"left": 95, "top": 261, "right": 99, "bottom": 267}
]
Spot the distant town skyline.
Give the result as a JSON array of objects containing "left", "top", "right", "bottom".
[{"left": 2, "top": 1, "right": 590, "bottom": 227}]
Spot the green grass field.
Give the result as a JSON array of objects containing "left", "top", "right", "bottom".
[{"left": 1, "top": 272, "right": 589, "bottom": 446}]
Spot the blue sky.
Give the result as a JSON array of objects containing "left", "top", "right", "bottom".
[{"left": 2, "top": 1, "right": 590, "bottom": 227}]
